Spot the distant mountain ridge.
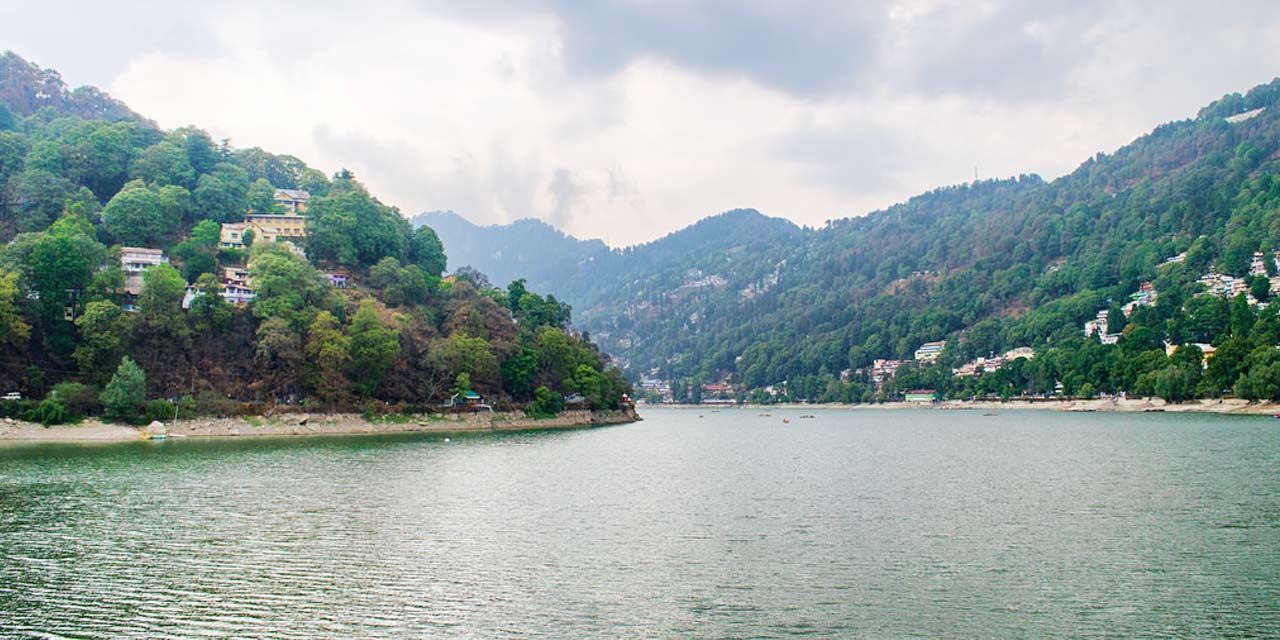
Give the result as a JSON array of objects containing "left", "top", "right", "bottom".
[{"left": 413, "top": 76, "right": 1280, "bottom": 406}]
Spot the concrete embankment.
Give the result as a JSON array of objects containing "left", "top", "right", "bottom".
[{"left": 0, "top": 408, "right": 641, "bottom": 443}]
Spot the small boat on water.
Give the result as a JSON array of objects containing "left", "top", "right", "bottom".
[{"left": 782, "top": 418, "right": 790, "bottom": 424}]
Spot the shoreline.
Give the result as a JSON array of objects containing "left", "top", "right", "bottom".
[
  {"left": 650, "top": 397, "right": 1280, "bottom": 415},
  {"left": 0, "top": 408, "right": 641, "bottom": 444}
]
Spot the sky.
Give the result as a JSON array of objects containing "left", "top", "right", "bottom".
[{"left": 4, "top": 1, "right": 1280, "bottom": 246}]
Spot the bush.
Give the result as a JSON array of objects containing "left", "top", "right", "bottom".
[
  {"left": 146, "top": 399, "right": 175, "bottom": 422},
  {"left": 526, "top": 386, "right": 563, "bottom": 418},
  {"left": 50, "top": 382, "right": 99, "bottom": 418},
  {"left": 33, "top": 398, "right": 68, "bottom": 426}
]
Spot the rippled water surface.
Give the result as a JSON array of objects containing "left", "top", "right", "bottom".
[{"left": 1, "top": 408, "right": 1279, "bottom": 638}]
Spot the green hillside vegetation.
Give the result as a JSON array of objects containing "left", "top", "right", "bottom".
[
  {"left": 0, "top": 52, "right": 629, "bottom": 424},
  {"left": 432, "top": 77, "right": 1280, "bottom": 405}
]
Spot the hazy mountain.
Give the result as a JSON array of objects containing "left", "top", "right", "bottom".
[{"left": 415, "top": 77, "right": 1280, "bottom": 404}]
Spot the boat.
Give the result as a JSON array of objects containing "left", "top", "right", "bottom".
[{"left": 782, "top": 418, "right": 790, "bottom": 424}]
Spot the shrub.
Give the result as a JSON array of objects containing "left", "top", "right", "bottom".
[
  {"left": 33, "top": 398, "right": 68, "bottom": 426},
  {"left": 50, "top": 382, "right": 99, "bottom": 418},
  {"left": 146, "top": 399, "right": 175, "bottom": 422}
]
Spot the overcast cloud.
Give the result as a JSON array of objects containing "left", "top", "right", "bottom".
[{"left": 4, "top": 1, "right": 1280, "bottom": 244}]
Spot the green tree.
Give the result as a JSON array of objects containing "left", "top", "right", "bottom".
[
  {"left": 129, "top": 140, "right": 196, "bottom": 188},
  {"left": 72, "top": 300, "right": 131, "bottom": 383},
  {"left": 0, "top": 271, "right": 31, "bottom": 349},
  {"left": 193, "top": 163, "right": 250, "bottom": 223},
  {"left": 304, "top": 310, "right": 351, "bottom": 404},
  {"left": 100, "top": 356, "right": 146, "bottom": 422},
  {"left": 102, "top": 181, "right": 179, "bottom": 245},
  {"left": 347, "top": 300, "right": 400, "bottom": 397},
  {"left": 410, "top": 225, "right": 448, "bottom": 277},
  {"left": 247, "top": 178, "right": 280, "bottom": 213},
  {"left": 190, "top": 219, "right": 221, "bottom": 248}
]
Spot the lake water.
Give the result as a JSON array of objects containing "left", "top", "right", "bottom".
[{"left": 1, "top": 407, "right": 1278, "bottom": 638}]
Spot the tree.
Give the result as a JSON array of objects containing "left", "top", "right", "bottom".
[
  {"left": 347, "top": 300, "right": 400, "bottom": 397},
  {"left": 72, "top": 300, "right": 130, "bottom": 383},
  {"left": 304, "top": 311, "right": 350, "bottom": 404},
  {"left": 241, "top": 228, "right": 255, "bottom": 249},
  {"left": 254, "top": 317, "right": 302, "bottom": 403},
  {"left": 247, "top": 178, "right": 280, "bottom": 213},
  {"left": 137, "top": 263, "right": 189, "bottom": 344},
  {"left": 193, "top": 163, "right": 250, "bottom": 222},
  {"left": 188, "top": 273, "right": 232, "bottom": 335},
  {"left": 248, "top": 243, "right": 325, "bottom": 328},
  {"left": 410, "top": 225, "right": 448, "bottom": 277},
  {"left": 8, "top": 169, "right": 72, "bottom": 233},
  {"left": 102, "top": 181, "right": 179, "bottom": 245},
  {"left": 190, "top": 219, "right": 221, "bottom": 248},
  {"left": 370, "top": 257, "right": 429, "bottom": 306},
  {"left": 100, "top": 356, "right": 146, "bottom": 422},
  {"left": 1251, "top": 275, "right": 1272, "bottom": 303},
  {"left": 0, "top": 271, "right": 30, "bottom": 349},
  {"left": 129, "top": 140, "right": 195, "bottom": 189},
  {"left": 529, "top": 385, "right": 562, "bottom": 416}
]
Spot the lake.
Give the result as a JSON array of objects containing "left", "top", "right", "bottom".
[{"left": 1, "top": 407, "right": 1278, "bottom": 638}]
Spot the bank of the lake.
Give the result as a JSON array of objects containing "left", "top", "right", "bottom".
[
  {"left": 657, "top": 396, "right": 1280, "bottom": 414},
  {"left": 0, "top": 408, "right": 640, "bottom": 443}
]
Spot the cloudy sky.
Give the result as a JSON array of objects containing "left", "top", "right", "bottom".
[{"left": 4, "top": 1, "right": 1280, "bottom": 245}]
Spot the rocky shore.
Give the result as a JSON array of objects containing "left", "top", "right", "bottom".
[{"left": 0, "top": 408, "right": 641, "bottom": 444}]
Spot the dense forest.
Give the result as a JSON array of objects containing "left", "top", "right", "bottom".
[
  {"left": 0, "top": 51, "right": 630, "bottom": 424},
  {"left": 434, "top": 75, "right": 1280, "bottom": 405}
]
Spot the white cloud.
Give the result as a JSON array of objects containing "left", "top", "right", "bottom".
[{"left": 29, "top": 1, "right": 1273, "bottom": 245}]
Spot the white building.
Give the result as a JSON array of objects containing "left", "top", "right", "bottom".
[
  {"left": 914, "top": 340, "right": 947, "bottom": 362},
  {"left": 120, "top": 247, "right": 167, "bottom": 273}
]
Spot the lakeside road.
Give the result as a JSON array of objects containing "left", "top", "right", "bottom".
[
  {"left": 0, "top": 408, "right": 640, "bottom": 444},
  {"left": 656, "top": 397, "right": 1280, "bottom": 414}
]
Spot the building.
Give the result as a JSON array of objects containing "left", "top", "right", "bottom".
[
  {"left": 120, "top": 247, "right": 168, "bottom": 273},
  {"left": 326, "top": 271, "right": 349, "bottom": 288},
  {"left": 914, "top": 341, "right": 947, "bottom": 362},
  {"left": 1003, "top": 347, "right": 1035, "bottom": 360},
  {"left": 273, "top": 188, "right": 310, "bottom": 214},
  {"left": 1084, "top": 309, "right": 1109, "bottom": 337},
  {"left": 905, "top": 389, "right": 936, "bottom": 402},
  {"left": 220, "top": 221, "right": 280, "bottom": 249},
  {"left": 243, "top": 214, "right": 307, "bottom": 240}
]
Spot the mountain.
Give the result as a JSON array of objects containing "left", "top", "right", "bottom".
[
  {"left": 424, "top": 77, "right": 1280, "bottom": 405},
  {"left": 0, "top": 51, "right": 630, "bottom": 421},
  {"left": 0, "top": 51, "right": 152, "bottom": 125},
  {"left": 411, "top": 210, "right": 610, "bottom": 294}
]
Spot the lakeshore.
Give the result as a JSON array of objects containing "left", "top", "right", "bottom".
[
  {"left": 654, "top": 397, "right": 1280, "bottom": 415},
  {"left": 0, "top": 408, "right": 641, "bottom": 443}
]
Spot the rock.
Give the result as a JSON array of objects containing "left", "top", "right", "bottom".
[{"left": 298, "top": 415, "right": 309, "bottom": 425}]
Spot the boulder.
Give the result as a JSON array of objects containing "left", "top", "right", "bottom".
[{"left": 146, "top": 420, "right": 167, "bottom": 435}]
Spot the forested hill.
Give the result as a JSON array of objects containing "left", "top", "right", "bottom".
[
  {"left": 427, "top": 76, "right": 1280, "bottom": 405},
  {"left": 0, "top": 52, "right": 150, "bottom": 124},
  {"left": 0, "top": 51, "right": 630, "bottom": 425}
]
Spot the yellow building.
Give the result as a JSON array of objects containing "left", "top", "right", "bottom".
[
  {"left": 220, "top": 221, "right": 280, "bottom": 249},
  {"left": 243, "top": 214, "right": 307, "bottom": 239}
]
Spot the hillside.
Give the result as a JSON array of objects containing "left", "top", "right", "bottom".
[
  {"left": 431, "top": 77, "right": 1280, "bottom": 405},
  {"left": 0, "top": 51, "right": 630, "bottom": 424}
]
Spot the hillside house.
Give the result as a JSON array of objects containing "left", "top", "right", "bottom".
[
  {"left": 243, "top": 213, "right": 307, "bottom": 240},
  {"left": 220, "top": 221, "right": 280, "bottom": 249},
  {"left": 273, "top": 188, "right": 309, "bottom": 214},
  {"left": 120, "top": 247, "right": 167, "bottom": 273}
]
